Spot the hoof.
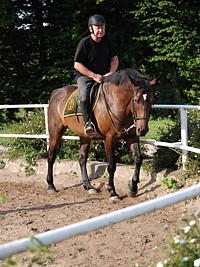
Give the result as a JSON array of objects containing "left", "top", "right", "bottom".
[
  {"left": 48, "top": 185, "right": 58, "bottom": 193},
  {"left": 109, "top": 195, "right": 121, "bottom": 203},
  {"left": 127, "top": 188, "right": 138, "bottom": 197},
  {"left": 87, "top": 188, "right": 98, "bottom": 194}
]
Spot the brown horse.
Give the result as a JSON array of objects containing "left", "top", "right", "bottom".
[{"left": 47, "top": 68, "right": 156, "bottom": 201}]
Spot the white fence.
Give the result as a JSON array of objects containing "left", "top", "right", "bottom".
[
  {"left": 0, "top": 104, "right": 200, "bottom": 259},
  {"left": 0, "top": 182, "right": 200, "bottom": 259},
  {"left": 0, "top": 184, "right": 200, "bottom": 259},
  {"left": 1, "top": 104, "right": 200, "bottom": 168}
]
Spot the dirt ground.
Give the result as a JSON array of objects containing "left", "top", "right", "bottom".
[{"left": 0, "top": 158, "right": 199, "bottom": 267}]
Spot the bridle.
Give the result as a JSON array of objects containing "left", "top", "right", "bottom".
[
  {"left": 101, "top": 83, "right": 151, "bottom": 135},
  {"left": 131, "top": 90, "right": 150, "bottom": 123}
]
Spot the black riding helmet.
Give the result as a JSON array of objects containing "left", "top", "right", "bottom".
[{"left": 88, "top": 14, "right": 106, "bottom": 26}]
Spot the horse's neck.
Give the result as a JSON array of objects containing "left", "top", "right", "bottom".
[{"left": 103, "top": 83, "right": 132, "bottom": 105}]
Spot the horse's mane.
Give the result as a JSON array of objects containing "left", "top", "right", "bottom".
[{"left": 103, "top": 68, "right": 148, "bottom": 86}]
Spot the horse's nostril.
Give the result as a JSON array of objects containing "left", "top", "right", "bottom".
[
  {"left": 136, "top": 128, "right": 141, "bottom": 136},
  {"left": 136, "top": 126, "right": 149, "bottom": 136}
]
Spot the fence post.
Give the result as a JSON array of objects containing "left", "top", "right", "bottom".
[{"left": 180, "top": 107, "right": 188, "bottom": 170}]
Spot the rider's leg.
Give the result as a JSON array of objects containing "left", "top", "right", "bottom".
[
  {"left": 77, "top": 76, "right": 95, "bottom": 134},
  {"left": 79, "top": 100, "right": 95, "bottom": 134}
]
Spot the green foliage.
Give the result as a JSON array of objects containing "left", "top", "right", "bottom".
[
  {"left": 1, "top": 109, "right": 200, "bottom": 178},
  {"left": 145, "top": 117, "right": 176, "bottom": 139},
  {"left": 0, "top": 111, "right": 133, "bottom": 173},
  {"left": 1, "top": 0, "right": 200, "bottom": 106},
  {"left": 156, "top": 214, "right": 200, "bottom": 267},
  {"left": 186, "top": 110, "right": 200, "bottom": 175},
  {"left": 1, "top": 109, "right": 47, "bottom": 175},
  {"left": 89, "top": 141, "right": 105, "bottom": 162},
  {"left": 146, "top": 109, "right": 200, "bottom": 182},
  {"left": 0, "top": 242, "right": 54, "bottom": 266},
  {"left": 0, "top": 257, "right": 17, "bottom": 266},
  {"left": 0, "top": 159, "right": 5, "bottom": 169},
  {"left": 161, "top": 176, "right": 179, "bottom": 189},
  {"left": 28, "top": 242, "right": 54, "bottom": 267},
  {"left": 0, "top": 192, "right": 6, "bottom": 203},
  {"left": 59, "top": 134, "right": 133, "bottom": 164},
  {"left": 131, "top": 0, "right": 200, "bottom": 104},
  {"left": 150, "top": 118, "right": 181, "bottom": 170}
]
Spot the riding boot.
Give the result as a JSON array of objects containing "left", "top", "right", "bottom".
[{"left": 80, "top": 101, "right": 95, "bottom": 134}]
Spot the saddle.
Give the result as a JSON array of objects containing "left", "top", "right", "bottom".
[{"left": 63, "top": 83, "right": 101, "bottom": 117}]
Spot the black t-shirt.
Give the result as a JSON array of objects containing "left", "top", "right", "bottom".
[{"left": 74, "top": 35, "right": 117, "bottom": 79}]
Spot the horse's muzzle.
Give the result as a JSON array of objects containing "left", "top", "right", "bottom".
[{"left": 136, "top": 126, "right": 149, "bottom": 136}]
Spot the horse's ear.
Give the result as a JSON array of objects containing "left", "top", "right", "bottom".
[
  {"left": 149, "top": 79, "right": 157, "bottom": 103},
  {"left": 128, "top": 75, "right": 140, "bottom": 87},
  {"left": 149, "top": 78, "right": 157, "bottom": 86}
]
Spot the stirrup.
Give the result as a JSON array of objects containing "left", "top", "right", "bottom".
[{"left": 84, "top": 122, "right": 96, "bottom": 135}]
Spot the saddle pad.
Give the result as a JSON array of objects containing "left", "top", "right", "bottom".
[
  {"left": 63, "top": 89, "right": 81, "bottom": 117},
  {"left": 63, "top": 85, "right": 101, "bottom": 118}
]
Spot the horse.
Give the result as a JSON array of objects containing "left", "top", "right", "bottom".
[{"left": 47, "top": 68, "right": 156, "bottom": 201}]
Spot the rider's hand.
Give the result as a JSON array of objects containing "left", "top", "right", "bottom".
[{"left": 92, "top": 73, "right": 103, "bottom": 83}]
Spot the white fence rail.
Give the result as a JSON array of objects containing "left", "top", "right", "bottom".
[
  {"left": 0, "top": 182, "right": 200, "bottom": 259},
  {"left": 0, "top": 104, "right": 200, "bottom": 168},
  {"left": 0, "top": 104, "right": 200, "bottom": 259}
]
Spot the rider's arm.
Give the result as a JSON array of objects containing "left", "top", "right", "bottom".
[
  {"left": 110, "top": 55, "right": 119, "bottom": 73},
  {"left": 104, "top": 55, "right": 119, "bottom": 77},
  {"left": 74, "top": 62, "right": 103, "bottom": 83}
]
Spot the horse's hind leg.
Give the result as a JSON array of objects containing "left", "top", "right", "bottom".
[
  {"left": 47, "top": 121, "right": 66, "bottom": 192},
  {"left": 79, "top": 138, "right": 97, "bottom": 194},
  {"left": 126, "top": 138, "right": 143, "bottom": 197}
]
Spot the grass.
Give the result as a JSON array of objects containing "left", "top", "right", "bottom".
[
  {"left": 0, "top": 122, "right": 16, "bottom": 146},
  {"left": 144, "top": 117, "right": 176, "bottom": 139}
]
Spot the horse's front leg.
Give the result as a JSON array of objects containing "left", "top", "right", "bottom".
[
  {"left": 104, "top": 138, "right": 120, "bottom": 201},
  {"left": 79, "top": 138, "right": 97, "bottom": 194},
  {"left": 127, "top": 138, "right": 143, "bottom": 197}
]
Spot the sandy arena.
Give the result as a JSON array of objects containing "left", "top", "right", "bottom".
[{"left": 0, "top": 158, "right": 199, "bottom": 266}]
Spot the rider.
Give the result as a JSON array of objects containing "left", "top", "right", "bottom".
[{"left": 74, "top": 14, "right": 119, "bottom": 134}]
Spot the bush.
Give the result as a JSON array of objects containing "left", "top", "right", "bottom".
[
  {"left": 1, "top": 109, "right": 47, "bottom": 175},
  {"left": 148, "top": 117, "right": 181, "bottom": 171},
  {"left": 60, "top": 135, "right": 133, "bottom": 164},
  {"left": 0, "top": 110, "right": 134, "bottom": 169},
  {"left": 156, "top": 214, "right": 200, "bottom": 267},
  {"left": 161, "top": 176, "right": 179, "bottom": 189},
  {"left": 186, "top": 110, "right": 200, "bottom": 175},
  {"left": 2, "top": 109, "right": 200, "bottom": 178},
  {"left": 5, "top": 109, "right": 47, "bottom": 159},
  {"left": 146, "top": 110, "right": 200, "bottom": 179}
]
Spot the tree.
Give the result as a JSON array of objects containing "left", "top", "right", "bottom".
[
  {"left": 0, "top": 0, "right": 199, "bottom": 109},
  {"left": 131, "top": 0, "right": 200, "bottom": 104}
]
